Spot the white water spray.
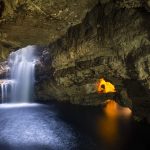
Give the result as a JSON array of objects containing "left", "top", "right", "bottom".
[
  {"left": 1, "top": 81, "right": 8, "bottom": 103},
  {"left": 0, "top": 80, "right": 15, "bottom": 103},
  {"left": 0, "top": 45, "right": 37, "bottom": 103}
]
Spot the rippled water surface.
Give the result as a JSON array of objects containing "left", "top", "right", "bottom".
[{"left": 0, "top": 103, "right": 149, "bottom": 150}]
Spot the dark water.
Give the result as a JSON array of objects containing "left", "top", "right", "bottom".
[{"left": 0, "top": 102, "right": 149, "bottom": 150}]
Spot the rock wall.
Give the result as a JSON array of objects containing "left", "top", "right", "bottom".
[
  {"left": 36, "top": 1, "right": 150, "bottom": 120},
  {"left": 0, "top": 0, "right": 98, "bottom": 60}
]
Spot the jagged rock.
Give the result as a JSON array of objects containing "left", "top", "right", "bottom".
[
  {"left": 35, "top": 1, "right": 150, "bottom": 121},
  {"left": 0, "top": 0, "right": 99, "bottom": 60},
  {"left": 0, "top": 61, "right": 9, "bottom": 78}
]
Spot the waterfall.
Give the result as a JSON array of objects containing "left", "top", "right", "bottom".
[
  {"left": 0, "top": 45, "right": 37, "bottom": 103},
  {"left": 1, "top": 81, "right": 8, "bottom": 103},
  {"left": 0, "top": 80, "right": 15, "bottom": 103}
]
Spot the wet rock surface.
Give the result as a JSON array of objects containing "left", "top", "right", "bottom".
[
  {"left": 0, "top": 61, "right": 9, "bottom": 78},
  {"left": 0, "top": 0, "right": 150, "bottom": 120}
]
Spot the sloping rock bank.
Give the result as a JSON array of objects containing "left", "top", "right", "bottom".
[{"left": 0, "top": 0, "right": 150, "bottom": 121}]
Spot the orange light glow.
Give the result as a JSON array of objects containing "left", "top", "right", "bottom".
[
  {"left": 97, "top": 78, "right": 116, "bottom": 94},
  {"left": 98, "top": 115, "right": 118, "bottom": 144},
  {"left": 97, "top": 100, "right": 132, "bottom": 145},
  {"left": 104, "top": 100, "right": 132, "bottom": 118}
]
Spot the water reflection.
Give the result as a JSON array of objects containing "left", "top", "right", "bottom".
[
  {"left": 99, "top": 115, "right": 118, "bottom": 144},
  {"left": 0, "top": 103, "right": 97, "bottom": 150},
  {"left": 104, "top": 100, "right": 132, "bottom": 118},
  {"left": 0, "top": 102, "right": 149, "bottom": 150},
  {"left": 97, "top": 100, "right": 132, "bottom": 150}
]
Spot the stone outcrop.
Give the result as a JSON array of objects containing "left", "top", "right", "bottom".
[
  {"left": 0, "top": 61, "right": 8, "bottom": 78},
  {"left": 0, "top": 0, "right": 150, "bottom": 120},
  {"left": 0, "top": 0, "right": 98, "bottom": 60}
]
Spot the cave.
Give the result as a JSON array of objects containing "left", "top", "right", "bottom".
[{"left": 0, "top": 0, "right": 150, "bottom": 150}]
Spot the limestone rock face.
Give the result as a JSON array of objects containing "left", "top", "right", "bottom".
[
  {"left": 0, "top": 0, "right": 150, "bottom": 120},
  {"left": 35, "top": 1, "right": 150, "bottom": 120},
  {"left": 0, "top": 0, "right": 98, "bottom": 60}
]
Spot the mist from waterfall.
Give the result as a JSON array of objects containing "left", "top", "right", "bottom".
[
  {"left": 0, "top": 45, "right": 37, "bottom": 103},
  {"left": 0, "top": 80, "right": 14, "bottom": 103},
  {"left": 1, "top": 81, "right": 8, "bottom": 103}
]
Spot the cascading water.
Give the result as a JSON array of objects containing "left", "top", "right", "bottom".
[
  {"left": 1, "top": 81, "right": 8, "bottom": 103},
  {"left": 0, "top": 80, "right": 15, "bottom": 103},
  {"left": 0, "top": 45, "right": 37, "bottom": 103}
]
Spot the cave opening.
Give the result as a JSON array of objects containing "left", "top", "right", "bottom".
[{"left": 97, "top": 78, "right": 116, "bottom": 94}]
